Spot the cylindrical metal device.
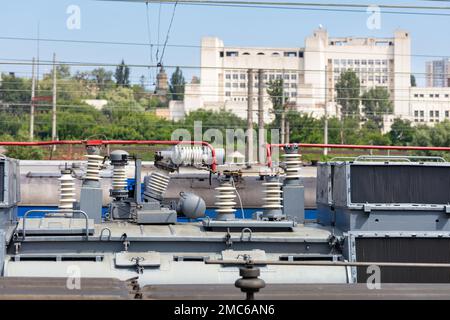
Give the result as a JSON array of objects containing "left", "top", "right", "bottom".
[
  {"left": 144, "top": 171, "right": 170, "bottom": 201},
  {"left": 177, "top": 192, "right": 206, "bottom": 219},
  {"left": 109, "top": 150, "right": 129, "bottom": 199},
  {"left": 262, "top": 175, "right": 284, "bottom": 220},
  {"left": 157, "top": 145, "right": 225, "bottom": 167},
  {"left": 282, "top": 146, "right": 301, "bottom": 184},
  {"left": 58, "top": 169, "right": 75, "bottom": 212},
  {"left": 214, "top": 180, "right": 236, "bottom": 221}
]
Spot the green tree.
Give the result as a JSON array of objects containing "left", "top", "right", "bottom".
[
  {"left": 410, "top": 74, "right": 417, "bottom": 87},
  {"left": 0, "top": 73, "right": 31, "bottom": 104},
  {"left": 114, "top": 59, "right": 130, "bottom": 87},
  {"left": 335, "top": 70, "right": 360, "bottom": 119},
  {"left": 91, "top": 68, "right": 114, "bottom": 90},
  {"left": 266, "top": 79, "right": 284, "bottom": 126},
  {"left": 169, "top": 67, "right": 185, "bottom": 101},
  {"left": 389, "top": 118, "right": 414, "bottom": 145},
  {"left": 361, "top": 87, "right": 393, "bottom": 129}
]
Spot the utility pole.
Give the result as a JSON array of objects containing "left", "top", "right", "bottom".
[
  {"left": 258, "top": 69, "right": 265, "bottom": 164},
  {"left": 285, "top": 119, "right": 290, "bottom": 144},
  {"left": 30, "top": 57, "right": 36, "bottom": 141},
  {"left": 324, "top": 65, "right": 328, "bottom": 156},
  {"left": 280, "top": 70, "right": 286, "bottom": 145},
  {"left": 52, "top": 53, "right": 57, "bottom": 150},
  {"left": 245, "top": 69, "right": 254, "bottom": 167}
]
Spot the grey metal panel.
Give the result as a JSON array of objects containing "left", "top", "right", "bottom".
[
  {"left": 80, "top": 187, "right": 103, "bottom": 223},
  {"left": 0, "top": 230, "right": 4, "bottom": 276},
  {"left": 283, "top": 184, "right": 304, "bottom": 224},
  {"left": 316, "top": 163, "right": 331, "bottom": 205},
  {"left": 141, "top": 283, "right": 450, "bottom": 300},
  {"left": 332, "top": 163, "right": 348, "bottom": 208}
]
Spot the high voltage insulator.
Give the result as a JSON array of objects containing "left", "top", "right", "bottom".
[
  {"left": 214, "top": 181, "right": 236, "bottom": 221},
  {"left": 109, "top": 150, "right": 129, "bottom": 199},
  {"left": 262, "top": 175, "right": 283, "bottom": 220},
  {"left": 282, "top": 146, "right": 301, "bottom": 183},
  {"left": 112, "top": 166, "right": 127, "bottom": 191},
  {"left": 58, "top": 169, "right": 75, "bottom": 212},
  {"left": 144, "top": 171, "right": 170, "bottom": 201},
  {"left": 84, "top": 154, "right": 104, "bottom": 181}
]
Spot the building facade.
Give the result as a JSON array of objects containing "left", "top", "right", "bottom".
[
  {"left": 178, "top": 28, "right": 412, "bottom": 124},
  {"left": 426, "top": 59, "right": 450, "bottom": 88}
]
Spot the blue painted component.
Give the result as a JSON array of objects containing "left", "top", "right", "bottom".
[{"left": 18, "top": 206, "right": 317, "bottom": 221}]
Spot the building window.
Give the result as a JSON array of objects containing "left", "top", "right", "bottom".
[
  {"left": 291, "top": 92, "right": 297, "bottom": 98},
  {"left": 272, "top": 52, "right": 280, "bottom": 56},
  {"left": 420, "top": 111, "right": 424, "bottom": 117},
  {"left": 361, "top": 60, "right": 367, "bottom": 65},
  {"left": 291, "top": 83, "right": 297, "bottom": 88},
  {"left": 291, "top": 74, "right": 297, "bottom": 80},
  {"left": 284, "top": 74, "right": 289, "bottom": 80},
  {"left": 225, "top": 83, "right": 231, "bottom": 88},
  {"left": 368, "top": 60, "right": 374, "bottom": 65},
  {"left": 430, "top": 94, "right": 434, "bottom": 98},
  {"left": 232, "top": 74, "right": 239, "bottom": 80},
  {"left": 420, "top": 94, "right": 424, "bottom": 98},
  {"left": 334, "top": 59, "right": 340, "bottom": 65},
  {"left": 226, "top": 51, "right": 239, "bottom": 57},
  {"left": 430, "top": 110, "right": 434, "bottom": 117},
  {"left": 284, "top": 51, "right": 297, "bottom": 57},
  {"left": 220, "top": 51, "right": 224, "bottom": 58},
  {"left": 446, "top": 111, "right": 449, "bottom": 117},
  {"left": 240, "top": 74, "right": 246, "bottom": 80},
  {"left": 225, "top": 91, "right": 231, "bottom": 96},
  {"left": 414, "top": 110, "right": 419, "bottom": 117},
  {"left": 225, "top": 74, "right": 231, "bottom": 80},
  {"left": 436, "top": 111, "right": 440, "bottom": 117},
  {"left": 242, "top": 52, "right": 250, "bottom": 55},
  {"left": 239, "top": 83, "right": 246, "bottom": 88},
  {"left": 257, "top": 52, "right": 265, "bottom": 55}
]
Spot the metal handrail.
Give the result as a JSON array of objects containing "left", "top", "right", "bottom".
[
  {"left": 22, "top": 209, "right": 90, "bottom": 239},
  {"left": 354, "top": 155, "right": 446, "bottom": 162}
]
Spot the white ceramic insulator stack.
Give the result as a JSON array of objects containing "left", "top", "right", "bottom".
[
  {"left": 58, "top": 173, "right": 75, "bottom": 211},
  {"left": 84, "top": 154, "right": 103, "bottom": 181},
  {"left": 282, "top": 152, "right": 301, "bottom": 180},
  {"left": 147, "top": 172, "right": 170, "bottom": 198},
  {"left": 176, "top": 145, "right": 204, "bottom": 164},
  {"left": 262, "top": 180, "right": 283, "bottom": 210},
  {"left": 214, "top": 182, "right": 236, "bottom": 217},
  {"left": 112, "top": 166, "right": 127, "bottom": 190}
]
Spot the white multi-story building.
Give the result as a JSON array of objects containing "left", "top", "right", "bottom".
[
  {"left": 408, "top": 87, "right": 450, "bottom": 125},
  {"left": 176, "top": 28, "right": 412, "bottom": 124}
]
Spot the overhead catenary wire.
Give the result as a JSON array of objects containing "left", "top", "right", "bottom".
[
  {"left": 107, "top": 0, "right": 450, "bottom": 17},
  {"left": 2, "top": 35, "right": 450, "bottom": 59}
]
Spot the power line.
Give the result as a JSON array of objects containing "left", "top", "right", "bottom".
[
  {"left": 159, "top": 0, "right": 179, "bottom": 65},
  {"left": 2, "top": 35, "right": 450, "bottom": 59}
]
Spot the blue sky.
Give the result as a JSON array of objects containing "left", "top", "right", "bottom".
[{"left": 1, "top": 0, "right": 449, "bottom": 87}]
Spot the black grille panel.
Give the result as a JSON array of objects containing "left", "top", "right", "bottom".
[
  {"left": 350, "top": 165, "right": 450, "bottom": 204},
  {"left": 356, "top": 238, "right": 450, "bottom": 283}
]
